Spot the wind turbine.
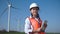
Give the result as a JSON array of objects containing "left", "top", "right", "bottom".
[
  {"left": 15, "top": 18, "right": 20, "bottom": 32},
  {"left": 17, "top": 19, "right": 20, "bottom": 32},
  {"left": 0, "top": 0, "right": 18, "bottom": 32},
  {"left": 7, "top": 0, "right": 18, "bottom": 32}
]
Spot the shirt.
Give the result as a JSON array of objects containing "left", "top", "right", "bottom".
[{"left": 24, "top": 16, "right": 44, "bottom": 34}]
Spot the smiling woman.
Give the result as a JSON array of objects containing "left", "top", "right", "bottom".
[
  {"left": 0, "top": 0, "right": 60, "bottom": 33},
  {"left": 24, "top": 3, "right": 48, "bottom": 34}
]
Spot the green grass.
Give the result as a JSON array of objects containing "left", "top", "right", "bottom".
[
  {"left": 46, "top": 33, "right": 60, "bottom": 34},
  {"left": 0, "top": 31, "right": 60, "bottom": 34},
  {"left": 0, "top": 31, "right": 25, "bottom": 34}
]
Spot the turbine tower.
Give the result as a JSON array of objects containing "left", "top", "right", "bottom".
[
  {"left": 17, "top": 19, "right": 20, "bottom": 32},
  {"left": 8, "top": 2, "right": 11, "bottom": 32}
]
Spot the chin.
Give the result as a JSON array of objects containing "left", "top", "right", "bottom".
[{"left": 33, "top": 13, "right": 37, "bottom": 15}]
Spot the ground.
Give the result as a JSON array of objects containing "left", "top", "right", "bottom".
[{"left": 0, "top": 31, "right": 60, "bottom": 34}]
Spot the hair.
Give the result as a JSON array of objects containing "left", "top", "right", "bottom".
[{"left": 31, "top": 13, "right": 40, "bottom": 18}]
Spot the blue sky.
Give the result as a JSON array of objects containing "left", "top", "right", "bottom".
[{"left": 0, "top": 0, "right": 60, "bottom": 33}]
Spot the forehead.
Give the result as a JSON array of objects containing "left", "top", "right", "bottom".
[{"left": 32, "top": 7, "right": 38, "bottom": 9}]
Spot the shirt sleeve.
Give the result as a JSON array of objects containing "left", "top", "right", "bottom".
[{"left": 24, "top": 18, "right": 33, "bottom": 34}]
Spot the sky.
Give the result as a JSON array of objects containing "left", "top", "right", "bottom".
[{"left": 0, "top": 0, "right": 60, "bottom": 33}]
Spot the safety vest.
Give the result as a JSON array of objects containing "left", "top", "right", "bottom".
[{"left": 28, "top": 17, "right": 45, "bottom": 34}]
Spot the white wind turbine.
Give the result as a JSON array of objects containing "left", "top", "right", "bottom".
[
  {"left": 17, "top": 19, "right": 20, "bottom": 32},
  {"left": 0, "top": 0, "right": 18, "bottom": 32},
  {"left": 15, "top": 18, "right": 20, "bottom": 32}
]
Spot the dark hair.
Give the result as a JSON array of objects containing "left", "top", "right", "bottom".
[{"left": 31, "top": 13, "right": 39, "bottom": 18}]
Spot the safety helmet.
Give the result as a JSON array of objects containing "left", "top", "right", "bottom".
[{"left": 30, "top": 3, "right": 39, "bottom": 10}]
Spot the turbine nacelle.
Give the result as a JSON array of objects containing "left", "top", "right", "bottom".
[{"left": 8, "top": 4, "right": 11, "bottom": 7}]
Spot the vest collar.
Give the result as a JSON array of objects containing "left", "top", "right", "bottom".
[{"left": 30, "top": 15, "right": 40, "bottom": 23}]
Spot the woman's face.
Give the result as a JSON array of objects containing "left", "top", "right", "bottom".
[{"left": 30, "top": 7, "right": 39, "bottom": 16}]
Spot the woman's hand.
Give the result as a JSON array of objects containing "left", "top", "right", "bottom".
[
  {"left": 32, "top": 20, "right": 48, "bottom": 33},
  {"left": 32, "top": 27, "right": 41, "bottom": 33},
  {"left": 36, "top": 27, "right": 41, "bottom": 32},
  {"left": 32, "top": 28, "right": 41, "bottom": 34}
]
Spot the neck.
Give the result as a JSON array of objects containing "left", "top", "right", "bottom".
[
  {"left": 31, "top": 13, "right": 39, "bottom": 18},
  {"left": 33, "top": 15, "right": 37, "bottom": 18}
]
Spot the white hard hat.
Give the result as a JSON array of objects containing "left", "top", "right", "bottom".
[{"left": 30, "top": 3, "right": 39, "bottom": 10}]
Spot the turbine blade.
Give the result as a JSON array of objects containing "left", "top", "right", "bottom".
[
  {"left": 0, "top": 7, "right": 8, "bottom": 18},
  {"left": 7, "top": 0, "right": 12, "bottom": 5},
  {"left": 11, "top": 6, "right": 18, "bottom": 9},
  {"left": 7, "top": 0, "right": 10, "bottom": 4}
]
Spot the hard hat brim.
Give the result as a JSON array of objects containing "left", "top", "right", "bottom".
[{"left": 30, "top": 7, "right": 39, "bottom": 10}]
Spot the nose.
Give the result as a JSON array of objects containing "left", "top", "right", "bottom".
[{"left": 33, "top": 9, "right": 38, "bottom": 12}]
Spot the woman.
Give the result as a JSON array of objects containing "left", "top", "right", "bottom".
[{"left": 24, "top": 3, "right": 47, "bottom": 34}]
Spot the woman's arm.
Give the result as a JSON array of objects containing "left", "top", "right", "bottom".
[{"left": 24, "top": 18, "right": 33, "bottom": 34}]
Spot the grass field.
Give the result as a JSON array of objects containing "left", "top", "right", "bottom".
[{"left": 0, "top": 31, "right": 60, "bottom": 34}]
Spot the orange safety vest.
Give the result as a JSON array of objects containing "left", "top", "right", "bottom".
[{"left": 28, "top": 17, "right": 45, "bottom": 34}]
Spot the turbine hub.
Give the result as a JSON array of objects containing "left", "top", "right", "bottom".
[{"left": 8, "top": 4, "right": 11, "bottom": 7}]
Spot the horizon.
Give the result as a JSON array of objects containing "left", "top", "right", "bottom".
[{"left": 0, "top": 0, "right": 60, "bottom": 33}]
